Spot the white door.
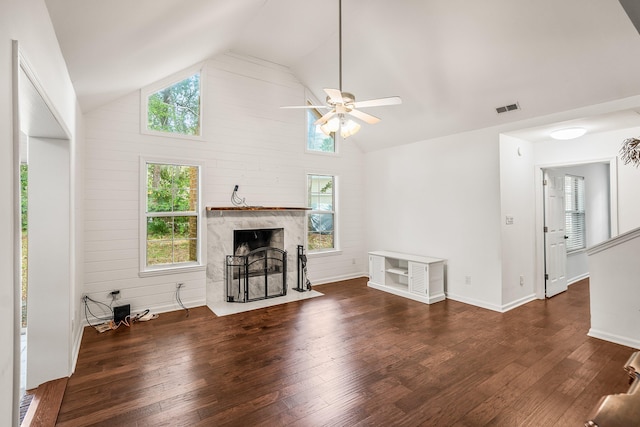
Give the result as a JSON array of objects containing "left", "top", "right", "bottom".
[
  {"left": 369, "top": 255, "right": 385, "bottom": 285},
  {"left": 409, "top": 262, "right": 428, "bottom": 296},
  {"left": 544, "top": 170, "right": 568, "bottom": 298}
]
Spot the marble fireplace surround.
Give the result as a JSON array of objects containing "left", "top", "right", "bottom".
[{"left": 206, "top": 207, "right": 316, "bottom": 315}]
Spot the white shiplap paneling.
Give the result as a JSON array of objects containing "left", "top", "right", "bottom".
[{"left": 82, "top": 53, "right": 367, "bottom": 319}]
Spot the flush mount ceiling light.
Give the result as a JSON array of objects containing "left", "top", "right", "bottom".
[
  {"left": 549, "top": 127, "right": 587, "bottom": 140},
  {"left": 281, "top": 0, "right": 401, "bottom": 139}
]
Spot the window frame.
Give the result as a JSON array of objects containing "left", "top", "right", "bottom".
[
  {"left": 306, "top": 173, "right": 340, "bottom": 255},
  {"left": 564, "top": 174, "right": 586, "bottom": 253},
  {"left": 139, "top": 156, "right": 205, "bottom": 277},
  {"left": 140, "top": 63, "right": 204, "bottom": 141},
  {"left": 305, "top": 90, "right": 338, "bottom": 156}
]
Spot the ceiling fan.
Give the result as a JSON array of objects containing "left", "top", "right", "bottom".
[{"left": 281, "top": 0, "right": 402, "bottom": 138}]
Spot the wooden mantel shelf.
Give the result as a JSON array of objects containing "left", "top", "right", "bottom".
[{"left": 206, "top": 206, "right": 310, "bottom": 211}]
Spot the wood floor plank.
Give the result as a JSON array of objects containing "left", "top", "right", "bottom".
[
  {"left": 23, "top": 377, "right": 68, "bottom": 427},
  {"left": 56, "top": 277, "right": 634, "bottom": 426}
]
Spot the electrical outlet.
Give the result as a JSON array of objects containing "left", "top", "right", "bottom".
[
  {"left": 465, "top": 276, "right": 472, "bottom": 285},
  {"left": 352, "top": 258, "right": 356, "bottom": 265},
  {"left": 176, "top": 282, "right": 185, "bottom": 289},
  {"left": 519, "top": 275, "right": 525, "bottom": 286},
  {"left": 110, "top": 290, "right": 121, "bottom": 300}
]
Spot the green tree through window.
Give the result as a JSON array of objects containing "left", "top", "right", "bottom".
[
  {"left": 147, "top": 73, "right": 200, "bottom": 136},
  {"left": 146, "top": 163, "right": 199, "bottom": 267},
  {"left": 307, "top": 174, "right": 336, "bottom": 251}
]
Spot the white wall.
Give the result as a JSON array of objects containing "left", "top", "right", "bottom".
[
  {"left": 499, "top": 136, "right": 536, "bottom": 309},
  {"left": 588, "top": 229, "right": 640, "bottom": 349},
  {"left": 365, "top": 127, "right": 504, "bottom": 310},
  {"left": 82, "top": 53, "right": 367, "bottom": 317},
  {"left": 27, "top": 137, "right": 71, "bottom": 389},
  {"left": 365, "top": 101, "right": 640, "bottom": 314},
  {"left": 0, "top": 0, "right": 80, "bottom": 425}
]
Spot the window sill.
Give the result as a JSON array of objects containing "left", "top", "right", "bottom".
[
  {"left": 305, "top": 148, "right": 340, "bottom": 157},
  {"left": 308, "top": 249, "right": 343, "bottom": 258},
  {"left": 139, "top": 264, "right": 205, "bottom": 278}
]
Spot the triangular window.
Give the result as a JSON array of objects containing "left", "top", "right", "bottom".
[{"left": 146, "top": 72, "right": 201, "bottom": 136}]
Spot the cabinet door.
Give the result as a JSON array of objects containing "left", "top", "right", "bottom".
[
  {"left": 409, "top": 262, "right": 428, "bottom": 295},
  {"left": 369, "top": 255, "right": 385, "bottom": 285}
]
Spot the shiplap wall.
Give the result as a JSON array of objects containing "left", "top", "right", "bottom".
[{"left": 82, "top": 53, "right": 366, "bottom": 318}]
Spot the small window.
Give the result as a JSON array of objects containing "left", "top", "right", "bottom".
[
  {"left": 145, "top": 72, "right": 201, "bottom": 137},
  {"left": 307, "top": 104, "right": 336, "bottom": 153},
  {"left": 142, "top": 160, "right": 202, "bottom": 272},
  {"left": 307, "top": 174, "right": 336, "bottom": 251},
  {"left": 565, "top": 175, "right": 585, "bottom": 252}
]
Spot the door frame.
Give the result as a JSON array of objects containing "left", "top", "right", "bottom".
[{"left": 534, "top": 157, "right": 618, "bottom": 299}]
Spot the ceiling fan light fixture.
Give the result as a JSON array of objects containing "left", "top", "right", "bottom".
[
  {"left": 340, "top": 118, "right": 361, "bottom": 139},
  {"left": 320, "top": 116, "right": 341, "bottom": 135},
  {"left": 550, "top": 127, "right": 586, "bottom": 140}
]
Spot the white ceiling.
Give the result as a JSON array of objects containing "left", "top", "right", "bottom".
[{"left": 45, "top": 0, "right": 640, "bottom": 151}]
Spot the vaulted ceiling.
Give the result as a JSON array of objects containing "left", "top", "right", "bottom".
[{"left": 45, "top": 0, "right": 640, "bottom": 151}]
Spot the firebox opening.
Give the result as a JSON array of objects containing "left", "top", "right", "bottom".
[{"left": 234, "top": 228, "right": 284, "bottom": 256}]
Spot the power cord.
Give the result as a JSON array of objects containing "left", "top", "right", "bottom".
[
  {"left": 83, "top": 295, "right": 113, "bottom": 331},
  {"left": 83, "top": 295, "right": 156, "bottom": 333},
  {"left": 176, "top": 283, "right": 189, "bottom": 317}
]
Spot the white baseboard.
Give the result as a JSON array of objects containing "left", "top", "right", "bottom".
[
  {"left": 70, "top": 325, "right": 84, "bottom": 374},
  {"left": 310, "top": 272, "right": 368, "bottom": 286},
  {"left": 568, "top": 273, "right": 589, "bottom": 286},
  {"left": 445, "top": 293, "right": 503, "bottom": 312},
  {"left": 80, "top": 297, "right": 206, "bottom": 328},
  {"left": 446, "top": 292, "right": 536, "bottom": 313},
  {"left": 501, "top": 294, "right": 538, "bottom": 312},
  {"left": 588, "top": 328, "right": 640, "bottom": 350}
]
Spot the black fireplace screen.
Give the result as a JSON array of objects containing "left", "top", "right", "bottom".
[{"left": 225, "top": 247, "right": 287, "bottom": 303}]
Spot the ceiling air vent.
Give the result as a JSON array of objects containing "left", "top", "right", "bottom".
[{"left": 496, "top": 103, "right": 520, "bottom": 114}]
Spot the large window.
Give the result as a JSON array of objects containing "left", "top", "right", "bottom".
[
  {"left": 307, "top": 104, "right": 336, "bottom": 153},
  {"left": 141, "top": 160, "right": 202, "bottom": 273},
  {"left": 143, "top": 70, "right": 201, "bottom": 137},
  {"left": 565, "top": 175, "right": 586, "bottom": 252},
  {"left": 307, "top": 174, "right": 336, "bottom": 251}
]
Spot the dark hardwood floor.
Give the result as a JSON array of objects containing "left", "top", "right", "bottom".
[{"left": 57, "top": 278, "right": 633, "bottom": 426}]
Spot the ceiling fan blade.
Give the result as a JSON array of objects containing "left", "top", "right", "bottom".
[
  {"left": 353, "top": 96, "right": 402, "bottom": 108},
  {"left": 324, "top": 88, "right": 343, "bottom": 104},
  {"left": 280, "top": 105, "right": 329, "bottom": 109},
  {"left": 314, "top": 109, "right": 336, "bottom": 126},
  {"left": 348, "top": 109, "right": 381, "bottom": 125}
]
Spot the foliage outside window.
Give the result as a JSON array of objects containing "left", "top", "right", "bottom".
[
  {"left": 144, "top": 162, "right": 200, "bottom": 269},
  {"left": 307, "top": 105, "right": 335, "bottom": 153},
  {"left": 147, "top": 72, "right": 201, "bottom": 136},
  {"left": 565, "top": 175, "right": 585, "bottom": 252},
  {"left": 307, "top": 174, "right": 336, "bottom": 251}
]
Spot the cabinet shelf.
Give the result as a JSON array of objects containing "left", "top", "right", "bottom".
[{"left": 386, "top": 267, "right": 408, "bottom": 276}]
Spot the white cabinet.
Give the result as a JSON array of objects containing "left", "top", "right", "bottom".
[
  {"left": 368, "top": 251, "right": 445, "bottom": 304},
  {"left": 368, "top": 254, "right": 385, "bottom": 285}
]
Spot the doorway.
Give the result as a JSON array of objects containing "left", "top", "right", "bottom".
[
  {"left": 14, "top": 44, "right": 72, "bottom": 403},
  {"left": 538, "top": 161, "right": 614, "bottom": 298}
]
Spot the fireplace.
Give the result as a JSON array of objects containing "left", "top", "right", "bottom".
[
  {"left": 205, "top": 207, "right": 307, "bottom": 308},
  {"left": 234, "top": 228, "right": 284, "bottom": 255},
  {"left": 225, "top": 228, "right": 287, "bottom": 302}
]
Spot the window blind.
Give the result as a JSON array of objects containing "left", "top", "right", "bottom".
[{"left": 565, "top": 175, "right": 585, "bottom": 252}]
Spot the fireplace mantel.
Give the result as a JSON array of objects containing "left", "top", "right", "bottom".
[{"left": 207, "top": 206, "right": 310, "bottom": 212}]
